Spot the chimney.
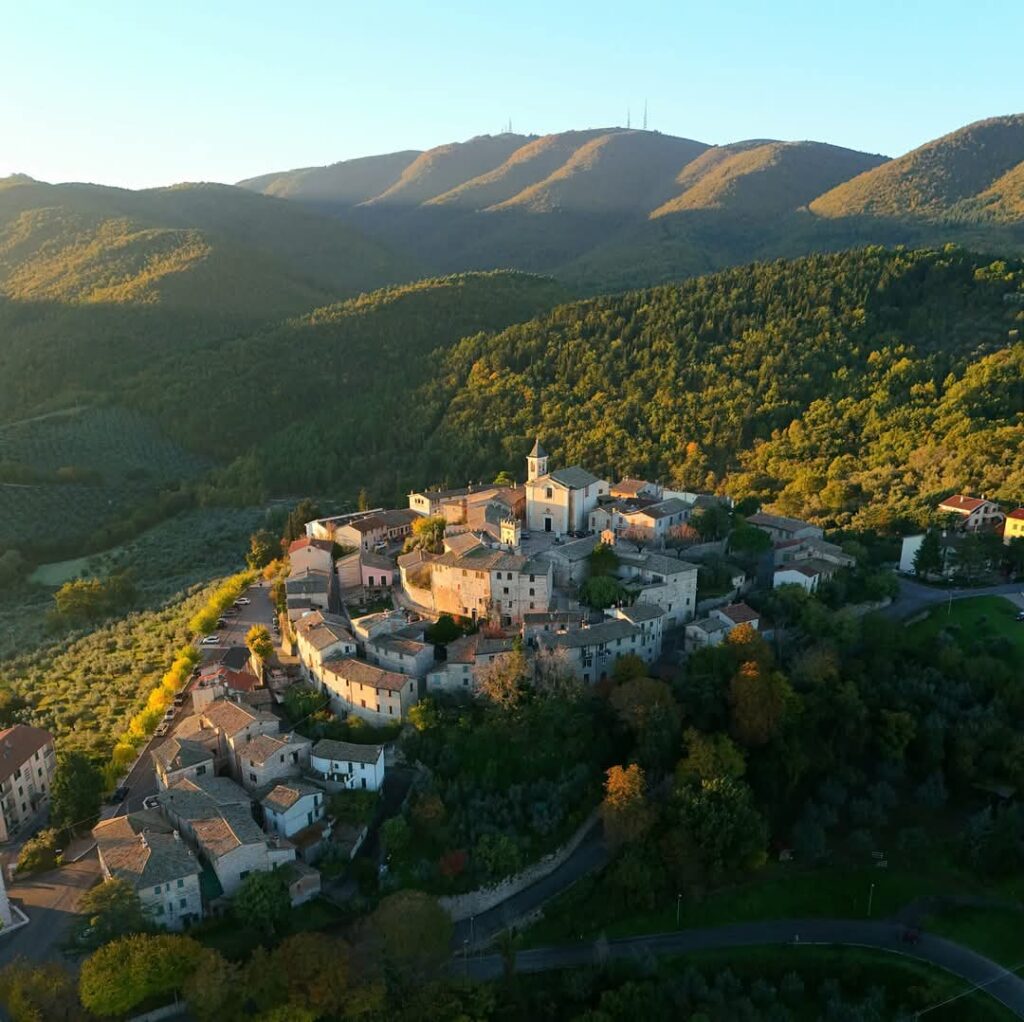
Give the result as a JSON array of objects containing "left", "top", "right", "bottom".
[{"left": 173, "top": 830, "right": 180, "bottom": 841}]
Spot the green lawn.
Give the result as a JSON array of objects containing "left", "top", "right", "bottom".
[
  {"left": 525, "top": 858, "right": 985, "bottom": 947},
  {"left": 669, "top": 946, "right": 1015, "bottom": 1022},
  {"left": 925, "top": 905, "right": 1024, "bottom": 968},
  {"left": 907, "top": 596, "right": 1024, "bottom": 659}
]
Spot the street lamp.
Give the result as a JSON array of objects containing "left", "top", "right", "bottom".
[
  {"left": 676, "top": 892, "right": 682, "bottom": 927},
  {"left": 868, "top": 882, "right": 875, "bottom": 918}
]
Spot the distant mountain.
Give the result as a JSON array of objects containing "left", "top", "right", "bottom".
[
  {"left": 238, "top": 115, "right": 1024, "bottom": 291},
  {"left": 651, "top": 141, "right": 887, "bottom": 217},
  {"left": 361, "top": 134, "right": 534, "bottom": 207},
  {"left": 810, "top": 114, "right": 1024, "bottom": 222},
  {"left": 0, "top": 176, "right": 411, "bottom": 314},
  {"left": 238, "top": 151, "right": 421, "bottom": 205}
]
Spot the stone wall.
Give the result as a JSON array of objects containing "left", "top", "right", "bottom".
[{"left": 439, "top": 810, "right": 599, "bottom": 922}]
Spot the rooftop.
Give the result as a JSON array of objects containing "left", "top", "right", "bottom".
[
  {"left": 360, "top": 550, "right": 396, "bottom": 570},
  {"left": 614, "top": 603, "right": 666, "bottom": 624},
  {"left": 294, "top": 611, "right": 354, "bottom": 651},
  {"left": 288, "top": 537, "right": 334, "bottom": 555},
  {"left": 0, "top": 725, "right": 53, "bottom": 783},
  {"left": 242, "top": 731, "right": 309, "bottom": 766},
  {"left": 612, "top": 478, "right": 653, "bottom": 496},
  {"left": 688, "top": 616, "right": 730, "bottom": 635},
  {"left": 151, "top": 737, "right": 214, "bottom": 774},
  {"left": 322, "top": 657, "right": 410, "bottom": 693},
  {"left": 312, "top": 738, "right": 383, "bottom": 765},
  {"left": 201, "top": 698, "right": 277, "bottom": 737},
  {"left": 748, "top": 511, "right": 817, "bottom": 534},
  {"left": 548, "top": 465, "right": 602, "bottom": 490},
  {"left": 370, "top": 633, "right": 430, "bottom": 658},
  {"left": 938, "top": 494, "right": 989, "bottom": 514},
  {"left": 434, "top": 545, "right": 528, "bottom": 572},
  {"left": 261, "top": 780, "right": 322, "bottom": 814},
  {"left": 529, "top": 438, "right": 547, "bottom": 459},
  {"left": 536, "top": 618, "right": 637, "bottom": 651},
  {"left": 718, "top": 602, "right": 760, "bottom": 625},
  {"left": 93, "top": 811, "right": 200, "bottom": 889}
]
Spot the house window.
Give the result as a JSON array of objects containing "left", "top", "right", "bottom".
[
  {"left": 503, "top": 587, "right": 509, "bottom": 595},
  {"left": 463, "top": 678, "right": 469, "bottom": 687},
  {"left": 196, "top": 765, "right": 207, "bottom": 776},
  {"left": 249, "top": 773, "right": 257, "bottom": 785},
  {"left": 153, "top": 885, "right": 162, "bottom": 895},
  {"left": 545, "top": 487, "right": 553, "bottom": 499},
  {"left": 530, "top": 602, "right": 535, "bottom": 609},
  {"left": 529, "top": 588, "right": 535, "bottom": 596},
  {"left": 177, "top": 878, "right": 184, "bottom": 888},
  {"left": 529, "top": 574, "right": 535, "bottom": 582},
  {"left": 180, "top": 898, "right": 187, "bottom": 909}
]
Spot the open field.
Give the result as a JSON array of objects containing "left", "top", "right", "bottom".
[{"left": 906, "top": 595, "right": 1024, "bottom": 661}]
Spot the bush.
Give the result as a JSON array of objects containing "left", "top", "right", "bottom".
[{"left": 16, "top": 829, "right": 61, "bottom": 875}]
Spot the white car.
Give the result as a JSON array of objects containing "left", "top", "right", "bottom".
[
  {"left": 142, "top": 795, "right": 161, "bottom": 810},
  {"left": 200, "top": 636, "right": 220, "bottom": 646},
  {"left": 236, "top": 597, "right": 251, "bottom": 606}
]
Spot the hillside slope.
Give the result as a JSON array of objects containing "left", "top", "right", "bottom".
[
  {"left": 361, "top": 134, "right": 534, "bottom": 207},
  {"left": 652, "top": 141, "right": 888, "bottom": 217},
  {"left": 0, "top": 177, "right": 412, "bottom": 312},
  {"left": 417, "top": 247, "right": 1024, "bottom": 528},
  {"left": 490, "top": 130, "right": 709, "bottom": 214},
  {"left": 810, "top": 114, "right": 1024, "bottom": 221},
  {"left": 237, "top": 150, "right": 421, "bottom": 205}
]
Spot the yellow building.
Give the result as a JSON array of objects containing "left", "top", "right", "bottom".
[{"left": 1005, "top": 508, "right": 1024, "bottom": 545}]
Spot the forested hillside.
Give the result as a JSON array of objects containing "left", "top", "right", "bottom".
[{"left": 412, "top": 247, "right": 1024, "bottom": 529}]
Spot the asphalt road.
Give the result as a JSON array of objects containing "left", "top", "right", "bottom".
[
  {"left": 463, "top": 919, "right": 1024, "bottom": 1017},
  {"left": 452, "top": 821, "right": 608, "bottom": 950},
  {"left": 884, "top": 577, "right": 1024, "bottom": 620},
  {"left": 114, "top": 580, "right": 279, "bottom": 815},
  {"left": 0, "top": 854, "right": 100, "bottom": 966}
]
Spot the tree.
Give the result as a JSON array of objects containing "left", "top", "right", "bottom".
[
  {"left": 246, "top": 624, "right": 274, "bottom": 665},
  {"left": 408, "top": 515, "right": 446, "bottom": 554},
  {"left": 677, "top": 728, "right": 746, "bottom": 783},
  {"left": 729, "top": 661, "right": 792, "bottom": 747},
  {"left": 16, "top": 828, "right": 60, "bottom": 874},
  {"left": 609, "top": 677, "right": 682, "bottom": 769},
  {"left": 79, "top": 933, "right": 203, "bottom": 1017},
  {"left": 691, "top": 504, "right": 730, "bottom": 541},
  {"left": 424, "top": 613, "right": 461, "bottom": 644},
  {"left": 728, "top": 522, "right": 772, "bottom": 555},
  {"left": 611, "top": 653, "right": 647, "bottom": 684},
  {"left": 233, "top": 869, "right": 290, "bottom": 936},
  {"left": 380, "top": 816, "right": 412, "bottom": 859},
  {"left": 51, "top": 751, "right": 103, "bottom": 833},
  {"left": 492, "top": 470, "right": 515, "bottom": 486},
  {"left": 357, "top": 487, "right": 370, "bottom": 512},
  {"left": 479, "top": 648, "right": 528, "bottom": 710},
  {"left": 367, "top": 890, "right": 452, "bottom": 974},
  {"left": 73, "top": 878, "right": 151, "bottom": 949},
  {"left": 675, "top": 777, "right": 767, "bottom": 880},
  {"left": 0, "top": 549, "right": 27, "bottom": 590},
  {"left": 247, "top": 529, "right": 279, "bottom": 570},
  {"left": 913, "top": 529, "right": 944, "bottom": 578},
  {"left": 283, "top": 684, "right": 327, "bottom": 723},
  {"left": 182, "top": 947, "right": 240, "bottom": 1022},
  {"left": 0, "top": 959, "right": 84, "bottom": 1022},
  {"left": 621, "top": 526, "right": 651, "bottom": 553},
  {"left": 283, "top": 499, "right": 319, "bottom": 544},
  {"left": 601, "top": 764, "right": 653, "bottom": 847},
  {"left": 588, "top": 542, "right": 619, "bottom": 577},
  {"left": 579, "top": 574, "right": 624, "bottom": 610}
]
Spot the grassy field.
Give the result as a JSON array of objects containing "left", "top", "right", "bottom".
[
  {"left": 524, "top": 856, "right": 988, "bottom": 947},
  {"left": 0, "top": 507, "right": 268, "bottom": 662},
  {"left": 0, "top": 405, "right": 211, "bottom": 556},
  {"left": 667, "top": 946, "right": 1015, "bottom": 1022},
  {"left": 925, "top": 905, "right": 1024, "bottom": 969},
  {"left": 907, "top": 596, "right": 1024, "bottom": 660}
]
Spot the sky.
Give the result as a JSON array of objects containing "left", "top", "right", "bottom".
[{"left": 3, "top": 0, "right": 1023, "bottom": 190}]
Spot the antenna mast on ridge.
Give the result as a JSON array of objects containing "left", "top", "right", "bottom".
[
  {"left": 643, "top": 99, "right": 648, "bottom": 130},
  {"left": 627, "top": 106, "right": 631, "bottom": 129}
]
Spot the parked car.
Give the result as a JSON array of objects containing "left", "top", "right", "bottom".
[
  {"left": 237, "top": 597, "right": 251, "bottom": 606},
  {"left": 108, "top": 785, "right": 129, "bottom": 804},
  {"left": 154, "top": 723, "right": 169, "bottom": 737},
  {"left": 173, "top": 693, "right": 187, "bottom": 706},
  {"left": 200, "top": 636, "right": 220, "bottom": 646},
  {"left": 142, "top": 795, "right": 161, "bottom": 810},
  {"left": 1016, "top": 610, "right": 1024, "bottom": 622}
]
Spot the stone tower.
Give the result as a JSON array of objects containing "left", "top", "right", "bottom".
[{"left": 527, "top": 438, "right": 548, "bottom": 482}]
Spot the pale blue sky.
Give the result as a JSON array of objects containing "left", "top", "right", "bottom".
[{"left": 3, "top": 0, "right": 1022, "bottom": 189}]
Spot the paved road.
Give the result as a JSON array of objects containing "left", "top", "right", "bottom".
[
  {"left": 884, "top": 578, "right": 1024, "bottom": 620},
  {"left": 115, "top": 580, "right": 279, "bottom": 815},
  {"left": 452, "top": 822, "right": 608, "bottom": 949},
  {"left": 0, "top": 854, "right": 100, "bottom": 966},
  {"left": 462, "top": 918, "right": 1024, "bottom": 1017}
]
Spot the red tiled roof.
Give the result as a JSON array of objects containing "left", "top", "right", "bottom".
[
  {"left": 938, "top": 495, "right": 986, "bottom": 513},
  {"left": 289, "top": 537, "right": 333, "bottom": 554},
  {"left": 1006, "top": 508, "right": 1024, "bottom": 522},
  {"left": 720, "top": 603, "right": 759, "bottom": 625}
]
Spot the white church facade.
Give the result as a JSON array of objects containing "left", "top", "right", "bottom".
[{"left": 523, "top": 440, "right": 608, "bottom": 536}]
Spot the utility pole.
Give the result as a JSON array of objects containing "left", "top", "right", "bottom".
[
  {"left": 676, "top": 892, "right": 682, "bottom": 927},
  {"left": 626, "top": 106, "right": 631, "bottom": 129},
  {"left": 643, "top": 99, "right": 648, "bottom": 130},
  {"left": 868, "top": 882, "right": 875, "bottom": 917}
]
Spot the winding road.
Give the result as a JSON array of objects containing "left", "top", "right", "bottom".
[
  {"left": 884, "top": 577, "right": 1024, "bottom": 620},
  {"left": 462, "top": 918, "right": 1024, "bottom": 1017}
]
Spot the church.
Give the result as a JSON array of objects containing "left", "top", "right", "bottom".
[{"left": 523, "top": 440, "right": 608, "bottom": 536}]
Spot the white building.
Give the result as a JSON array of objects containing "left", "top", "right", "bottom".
[
  {"left": 92, "top": 811, "right": 203, "bottom": 930},
  {"left": 309, "top": 739, "right": 385, "bottom": 792},
  {"left": 938, "top": 495, "right": 1005, "bottom": 533},
  {"left": 0, "top": 725, "right": 56, "bottom": 842},
  {"left": 238, "top": 732, "right": 311, "bottom": 791},
  {"left": 616, "top": 550, "right": 698, "bottom": 627},
  {"left": 320, "top": 657, "right": 418, "bottom": 723},
  {"left": 294, "top": 611, "right": 358, "bottom": 687},
  {"left": 151, "top": 738, "right": 215, "bottom": 791},
  {"left": 524, "top": 440, "right": 609, "bottom": 536},
  {"left": 685, "top": 602, "right": 761, "bottom": 652},
  {"left": 426, "top": 634, "right": 518, "bottom": 694},
  {"left": 260, "top": 781, "right": 327, "bottom": 839}
]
